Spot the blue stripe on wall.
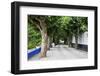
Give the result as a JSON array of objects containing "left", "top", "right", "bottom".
[{"left": 28, "top": 47, "right": 41, "bottom": 59}]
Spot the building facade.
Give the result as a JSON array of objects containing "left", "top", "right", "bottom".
[{"left": 72, "top": 32, "right": 88, "bottom": 51}]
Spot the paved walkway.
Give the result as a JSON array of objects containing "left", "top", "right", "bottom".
[{"left": 29, "top": 45, "right": 88, "bottom": 61}]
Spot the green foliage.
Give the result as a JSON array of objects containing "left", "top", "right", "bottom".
[
  {"left": 28, "top": 23, "right": 41, "bottom": 49},
  {"left": 28, "top": 15, "right": 88, "bottom": 49}
]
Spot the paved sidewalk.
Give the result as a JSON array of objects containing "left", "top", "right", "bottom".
[{"left": 29, "top": 45, "right": 88, "bottom": 61}]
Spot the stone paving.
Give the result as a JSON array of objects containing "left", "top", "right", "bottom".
[{"left": 29, "top": 45, "right": 88, "bottom": 61}]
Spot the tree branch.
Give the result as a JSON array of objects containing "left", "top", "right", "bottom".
[
  {"left": 35, "top": 17, "right": 47, "bottom": 29},
  {"left": 29, "top": 17, "right": 42, "bottom": 32}
]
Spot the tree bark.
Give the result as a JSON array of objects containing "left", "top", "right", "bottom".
[
  {"left": 49, "top": 36, "right": 53, "bottom": 48},
  {"left": 39, "top": 31, "right": 48, "bottom": 58},
  {"left": 67, "top": 35, "right": 72, "bottom": 47},
  {"left": 33, "top": 17, "right": 48, "bottom": 58},
  {"left": 39, "top": 20, "right": 48, "bottom": 58},
  {"left": 64, "top": 38, "right": 67, "bottom": 44},
  {"left": 75, "top": 35, "right": 78, "bottom": 49},
  {"left": 47, "top": 36, "right": 50, "bottom": 50},
  {"left": 75, "top": 27, "right": 79, "bottom": 49},
  {"left": 30, "top": 16, "right": 48, "bottom": 58}
]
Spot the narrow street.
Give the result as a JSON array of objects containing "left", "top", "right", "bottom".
[{"left": 29, "top": 45, "right": 88, "bottom": 61}]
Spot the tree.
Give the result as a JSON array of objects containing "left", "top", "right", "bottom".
[
  {"left": 28, "top": 15, "right": 88, "bottom": 58},
  {"left": 60, "top": 16, "right": 72, "bottom": 46},
  {"left": 28, "top": 15, "right": 48, "bottom": 58},
  {"left": 60, "top": 16, "right": 87, "bottom": 48},
  {"left": 69, "top": 17, "right": 88, "bottom": 48},
  {"left": 47, "top": 16, "right": 62, "bottom": 46}
]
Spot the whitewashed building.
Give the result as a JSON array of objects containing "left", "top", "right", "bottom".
[{"left": 72, "top": 32, "right": 88, "bottom": 51}]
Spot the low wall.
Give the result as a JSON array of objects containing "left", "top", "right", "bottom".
[
  {"left": 71, "top": 43, "right": 88, "bottom": 51},
  {"left": 72, "top": 32, "right": 88, "bottom": 51}
]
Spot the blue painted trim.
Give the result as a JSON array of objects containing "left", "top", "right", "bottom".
[{"left": 28, "top": 47, "right": 41, "bottom": 59}]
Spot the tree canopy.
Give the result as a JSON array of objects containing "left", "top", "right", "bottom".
[{"left": 28, "top": 15, "right": 88, "bottom": 57}]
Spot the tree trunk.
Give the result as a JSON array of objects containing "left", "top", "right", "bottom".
[
  {"left": 64, "top": 38, "right": 67, "bottom": 44},
  {"left": 68, "top": 37, "right": 70, "bottom": 47},
  {"left": 32, "top": 17, "right": 48, "bottom": 58},
  {"left": 47, "top": 36, "right": 50, "bottom": 50},
  {"left": 40, "top": 31, "right": 48, "bottom": 58},
  {"left": 75, "top": 35, "right": 78, "bottom": 49},
  {"left": 68, "top": 35, "right": 72, "bottom": 47},
  {"left": 50, "top": 36, "right": 53, "bottom": 48},
  {"left": 75, "top": 27, "right": 79, "bottom": 49}
]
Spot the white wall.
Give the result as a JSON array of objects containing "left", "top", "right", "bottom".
[
  {"left": 72, "top": 32, "right": 88, "bottom": 45},
  {"left": 0, "top": 0, "right": 100, "bottom": 76}
]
